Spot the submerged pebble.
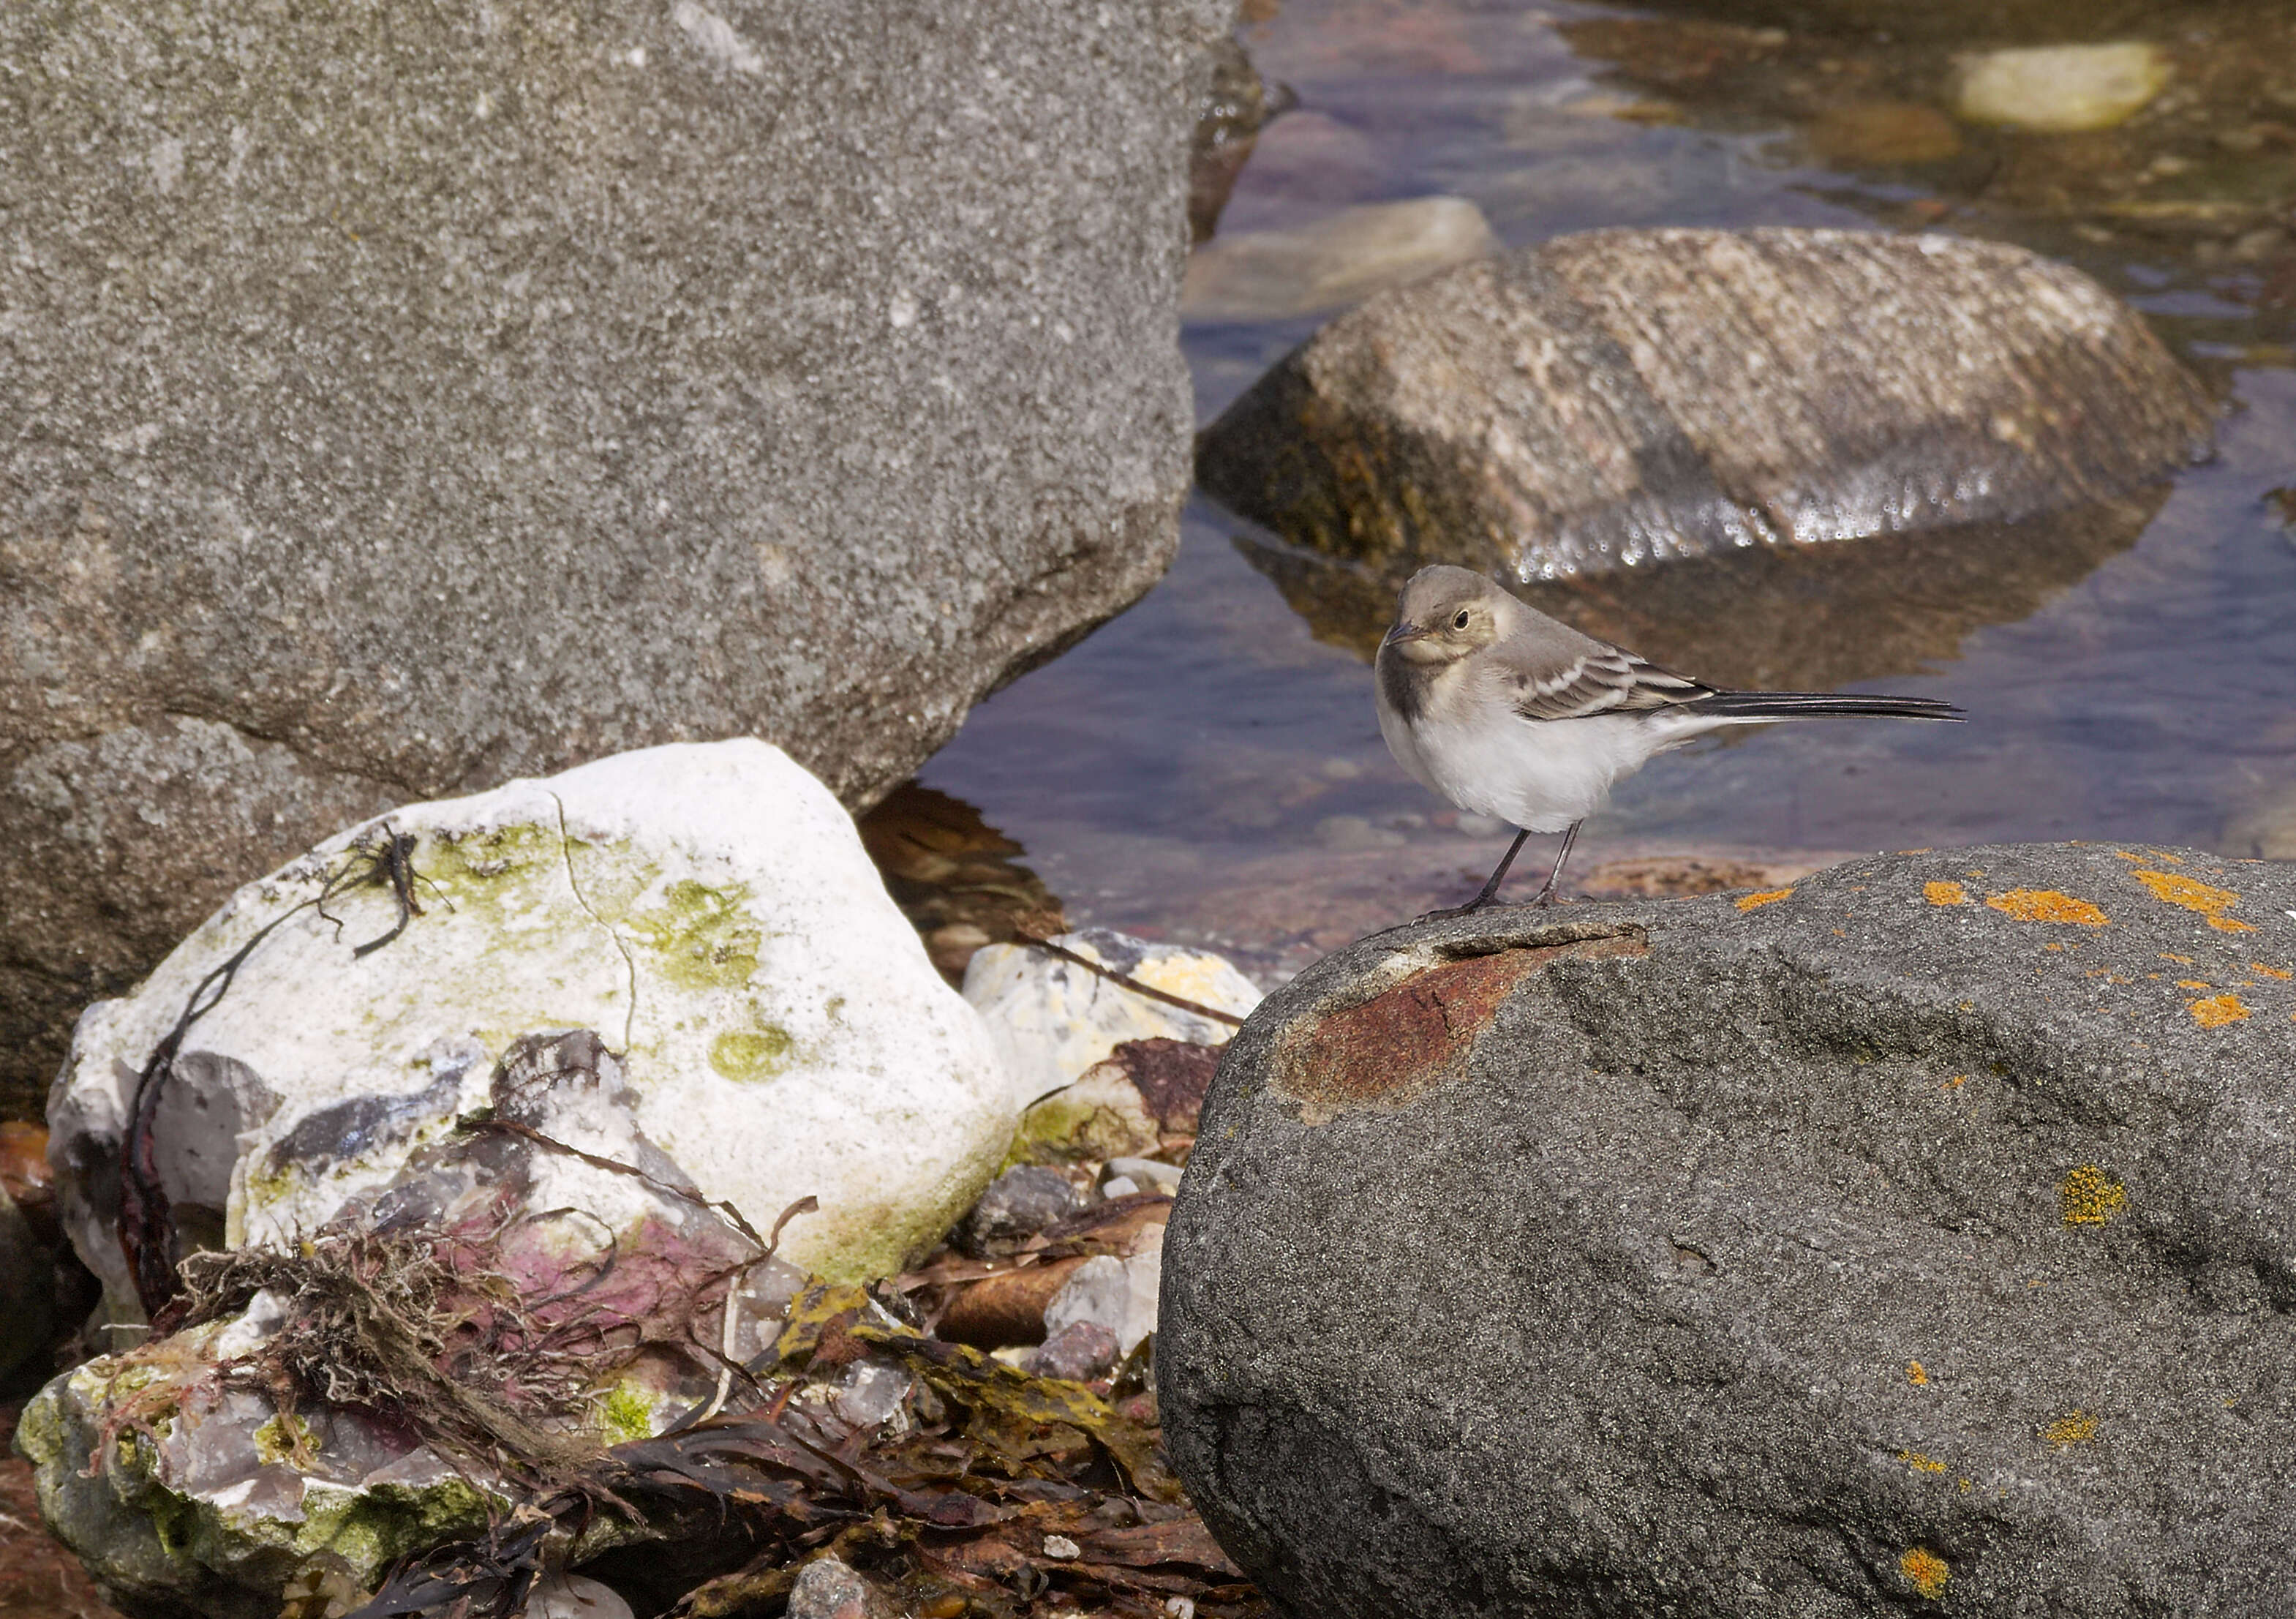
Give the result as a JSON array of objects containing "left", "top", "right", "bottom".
[
  {"left": 1181, "top": 197, "right": 1499, "bottom": 322},
  {"left": 1956, "top": 43, "right": 2171, "bottom": 134}
]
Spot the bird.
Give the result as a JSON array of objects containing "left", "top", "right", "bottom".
[{"left": 1375, "top": 564, "right": 1962, "bottom": 915}]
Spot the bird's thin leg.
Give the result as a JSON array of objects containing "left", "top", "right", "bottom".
[
  {"left": 1526, "top": 819, "right": 1583, "bottom": 906},
  {"left": 1461, "top": 827, "right": 1532, "bottom": 912},
  {"left": 1408, "top": 827, "right": 1534, "bottom": 923}
]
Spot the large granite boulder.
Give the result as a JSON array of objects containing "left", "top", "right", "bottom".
[
  {"left": 47, "top": 739, "right": 1013, "bottom": 1322},
  {"left": 1196, "top": 228, "right": 2213, "bottom": 582},
  {"left": 1162, "top": 844, "right": 2296, "bottom": 1617},
  {"left": 0, "top": 0, "right": 1230, "bottom": 1116}
]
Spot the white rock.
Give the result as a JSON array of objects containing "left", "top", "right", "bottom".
[
  {"left": 963, "top": 927, "right": 1260, "bottom": 1110},
  {"left": 526, "top": 1573, "right": 636, "bottom": 1619},
  {"left": 1041, "top": 1223, "right": 1165, "bottom": 1353},
  {"left": 786, "top": 1557, "right": 881, "bottom": 1619},
  {"left": 50, "top": 739, "right": 1013, "bottom": 1317},
  {"left": 1181, "top": 196, "right": 1501, "bottom": 322},
  {"left": 1044, "top": 1254, "right": 1129, "bottom": 1342},
  {"left": 1956, "top": 43, "right": 2170, "bottom": 134},
  {"left": 1103, "top": 1156, "right": 1184, "bottom": 1196}
]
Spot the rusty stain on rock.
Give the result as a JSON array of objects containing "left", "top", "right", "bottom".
[{"left": 1273, "top": 928, "right": 1648, "bottom": 1116}]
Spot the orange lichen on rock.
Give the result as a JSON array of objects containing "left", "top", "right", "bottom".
[
  {"left": 1900, "top": 1548, "right": 1950, "bottom": 1599},
  {"left": 2044, "top": 1411, "right": 2097, "bottom": 1446},
  {"left": 2158, "top": 953, "right": 2194, "bottom": 964},
  {"left": 2254, "top": 963, "right": 2292, "bottom": 980},
  {"left": 2059, "top": 1164, "right": 2127, "bottom": 1225},
  {"left": 2188, "top": 993, "right": 2251, "bottom": 1029},
  {"left": 1736, "top": 888, "right": 1793, "bottom": 912},
  {"left": 1924, "top": 880, "right": 1968, "bottom": 906},
  {"left": 1941, "top": 1075, "right": 1968, "bottom": 1091},
  {"left": 1986, "top": 889, "right": 2109, "bottom": 926},
  {"left": 1908, "top": 1361, "right": 1930, "bottom": 1386},
  {"left": 1899, "top": 1449, "right": 1946, "bottom": 1473},
  {"left": 2132, "top": 869, "right": 2255, "bottom": 933}
]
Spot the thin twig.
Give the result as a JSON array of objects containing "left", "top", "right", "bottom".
[
  {"left": 693, "top": 1196, "right": 818, "bottom": 1426},
  {"left": 1007, "top": 928, "right": 1246, "bottom": 1029}
]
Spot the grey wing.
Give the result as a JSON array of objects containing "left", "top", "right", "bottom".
[{"left": 1507, "top": 642, "right": 1713, "bottom": 721}]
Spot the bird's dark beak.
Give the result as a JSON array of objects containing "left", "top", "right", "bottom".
[{"left": 1382, "top": 622, "right": 1429, "bottom": 648}]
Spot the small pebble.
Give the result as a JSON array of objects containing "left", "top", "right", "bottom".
[
  {"left": 785, "top": 1558, "right": 884, "bottom": 1619},
  {"left": 1042, "top": 1535, "right": 1082, "bottom": 1560},
  {"left": 1102, "top": 1156, "right": 1183, "bottom": 1195},
  {"left": 958, "top": 1165, "right": 1081, "bottom": 1257},
  {"left": 1957, "top": 42, "right": 2170, "bottom": 134},
  {"left": 1025, "top": 1320, "right": 1122, "bottom": 1381}
]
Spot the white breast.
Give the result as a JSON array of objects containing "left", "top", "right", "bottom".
[{"left": 1380, "top": 669, "right": 1680, "bottom": 833}]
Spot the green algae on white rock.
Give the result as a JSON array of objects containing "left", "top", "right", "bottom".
[{"left": 47, "top": 740, "right": 1015, "bottom": 1315}]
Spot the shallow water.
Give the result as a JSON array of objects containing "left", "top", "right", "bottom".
[{"left": 917, "top": 0, "right": 2296, "bottom": 977}]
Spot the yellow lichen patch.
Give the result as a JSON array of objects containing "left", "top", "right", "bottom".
[
  {"left": 1908, "top": 1361, "right": 1930, "bottom": 1386},
  {"left": 1900, "top": 1547, "right": 1950, "bottom": 1599},
  {"left": 2044, "top": 1410, "right": 2097, "bottom": 1446},
  {"left": 2158, "top": 953, "right": 2194, "bottom": 965},
  {"left": 2188, "top": 993, "right": 2251, "bottom": 1029},
  {"left": 1986, "top": 889, "right": 2109, "bottom": 926},
  {"left": 1924, "top": 880, "right": 1968, "bottom": 906},
  {"left": 2254, "top": 963, "right": 2292, "bottom": 980},
  {"left": 2059, "top": 1164, "right": 2127, "bottom": 1225},
  {"left": 1737, "top": 887, "right": 1793, "bottom": 912},
  {"left": 2132, "top": 869, "right": 2255, "bottom": 934},
  {"left": 1899, "top": 1449, "right": 1947, "bottom": 1473}
]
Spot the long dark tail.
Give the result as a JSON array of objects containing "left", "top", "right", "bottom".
[{"left": 1685, "top": 691, "right": 1964, "bottom": 723}]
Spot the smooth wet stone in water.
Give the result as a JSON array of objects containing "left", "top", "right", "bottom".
[
  {"left": 1162, "top": 845, "right": 2296, "bottom": 1618},
  {"left": 1957, "top": 44, "right": 2171, "bottom": 134},
  {"left": 1197, "top": 228, "right": 2213, "bottom": 584},
  {"left": 1181, "top": 197, "right": 1500, "bottom": 321},
  {"left": 1808, "top": 101, "right": 1962, "bottom": 165}
]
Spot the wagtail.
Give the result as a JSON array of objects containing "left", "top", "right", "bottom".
[{"left": 1376, "top": 565, "right": 1963, "bottom": 914}]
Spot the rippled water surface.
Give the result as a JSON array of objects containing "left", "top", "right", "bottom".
[{"left": 917, "top": 0, "right": 2296, "bottom": 977}]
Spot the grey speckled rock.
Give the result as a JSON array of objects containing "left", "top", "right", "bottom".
[
  {"left": 1161, "top": 843, "right": 2296, "bottom": 1618},
  {"left": 0, "top": 0, "right": 1231, "bottom": 1115},
  {"left": 1196, "top": 228, "right": 2213, "bottom": 582}
]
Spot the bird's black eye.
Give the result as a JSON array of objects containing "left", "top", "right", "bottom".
[{"left": 1453, "top": 609, "right": 1471, "bottom": 630}]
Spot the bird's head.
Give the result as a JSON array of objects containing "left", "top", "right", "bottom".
[{"left": 1380, "top": 565, "right": 1509, "bottom": 666}]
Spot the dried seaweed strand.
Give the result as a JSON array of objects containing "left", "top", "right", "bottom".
[{"left": 1007, "top": 928, "right": 1245, "bottom": 1028}]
